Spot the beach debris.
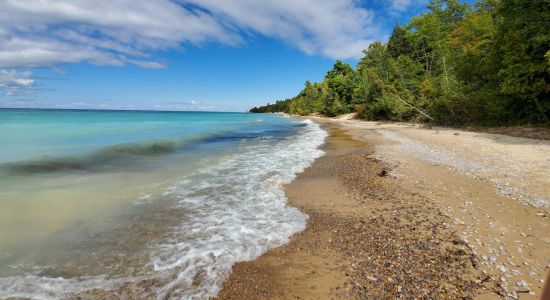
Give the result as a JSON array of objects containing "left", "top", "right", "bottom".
[{"left": 326, "top": 148, "right": 484, "bottom": 299}]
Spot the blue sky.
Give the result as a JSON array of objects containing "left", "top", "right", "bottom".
[{"left": 0, "top": 0, "right": 429, "bottom": 112}]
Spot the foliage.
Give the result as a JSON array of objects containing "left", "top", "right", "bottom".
[
  {"left": 492, "top": 0, "right": 550, "bottom": 123},
  {"left": 387, "top": 25, "right": 412, "bottom": 59},
  {"left": 250, "top": 0, "right": 550, "bottom": 126}
]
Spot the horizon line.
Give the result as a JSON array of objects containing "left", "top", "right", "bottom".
[{"left": 0, "top": 106, "right": 250, "bottom": 114}]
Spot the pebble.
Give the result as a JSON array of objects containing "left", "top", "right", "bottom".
[
  {"left": 507, "top": 292, "right": 519, "bottom": 299},
  {"left": 515, "top": 280, "right": 528, "bottom": 288}
]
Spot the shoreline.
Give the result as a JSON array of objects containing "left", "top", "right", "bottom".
[{"left": 216, "top": 117, "right": 550, "bottom": 299}]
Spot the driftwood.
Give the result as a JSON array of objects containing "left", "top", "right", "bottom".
[{"left": 396, "top": 95, "right": 435, "bottom": 121}]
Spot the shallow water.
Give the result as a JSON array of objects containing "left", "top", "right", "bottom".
[{"left": 0, "top": 109, "right": 327, "bottom": 299}]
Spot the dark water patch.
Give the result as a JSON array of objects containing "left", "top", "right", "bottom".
[
  {"left": 201, "top": 123, "right": 303, "bottom": 143},
  {"left": 101, "top": 141, "right": 179, "bottom": 156},
  {"left": 5, "top": 158, "right": 87, "bottom": 173},
  {"left": 3, "top": 140, "right": 182, "bottom": 174},
  {"left": 1, "top": 123, "right": 301, "bottom": 175},
  {"left": 2, "top": 137, "right": 199, "bottom": 175}
]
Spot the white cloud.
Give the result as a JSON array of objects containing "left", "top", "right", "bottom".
[
  {"left": 182, "top": 0, "right": 380, "bottom": 59},
  {"left": 389, "top": 0, "right": 413, "bottom": 12},
  {"left": 0, "top": 0, "right": 385, "bottom": 96},
  {"left": 0, "top": 69, "right": 34, "bottom": 95},
  {"left": 0, "top": 0, "right": 238, "bottom": 68},
  {"left": 0, "top": 0, "right": 381, "bottom": 70}
]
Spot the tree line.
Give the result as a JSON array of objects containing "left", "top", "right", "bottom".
[{"left": 250, "top": 0, "right": 549, "bottom": 126}]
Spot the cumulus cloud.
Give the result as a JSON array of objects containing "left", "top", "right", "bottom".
[
  {"left": 0, "top": 0, "right": 381, "bottom": 70},
  {"left": 0, "top": 0, "right": 237, "bottom": 68},
  {"left": 0, "top": 69, "right": 34, "bottom": 95},
  {"left": 0, "top": 0, "right": 386, "bottom": 96},
  {"left": 389, "top": 0, "right": 414, "bottom": 12},
  {"left": 182, "top": 0, "right": 380, "bottom": 59}
]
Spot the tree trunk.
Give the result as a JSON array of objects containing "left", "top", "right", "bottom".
[{"left": 533, "top": 97, "right": 549, "bottom": 122}]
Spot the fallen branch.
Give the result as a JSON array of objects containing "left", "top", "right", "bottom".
[{"left": 396, "top": 96, "right": 435, "bottom": 121}]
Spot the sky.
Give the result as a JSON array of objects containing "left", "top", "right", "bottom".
[{"left": 0, "top": 0, "right": 429, "bottom": 112}]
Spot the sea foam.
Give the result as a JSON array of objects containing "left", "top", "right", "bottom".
[{"left": 0, "top": 119, "right": 327, "bottom": 299}]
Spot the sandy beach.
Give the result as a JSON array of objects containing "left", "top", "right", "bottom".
[{"left": 217, "top": 117, "right": 550, "bottom": 299}]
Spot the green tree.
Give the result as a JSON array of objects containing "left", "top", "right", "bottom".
[
  {"left": 493, "top": 0, "right": 550, "bottom": 122},
  {"left": 324, "top": 60, "right": 355, "bottom": 112},
  {"left": 250, "top": 0, "right": 549, "bottom": 127},
  {"left": 387, "top": 25, "right": 412, "bottom": 59}
]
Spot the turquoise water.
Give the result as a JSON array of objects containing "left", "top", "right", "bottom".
[
  {"left": 0, "top": 109, "right": 290, "bottom": 168},
  {"left": 0, "top": 108, "right": 327, "bottom": 299}
]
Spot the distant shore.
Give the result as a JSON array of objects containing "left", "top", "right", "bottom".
[{"left": 217, "top": 116, "right": 550, "bottom": 299}]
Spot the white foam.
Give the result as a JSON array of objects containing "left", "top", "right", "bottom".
[
  {"left": 0, "top": 274, "right": 131, "bottom": 300},
  {"left": 150, "top": 118, "right": 326, "bottom": 299},
  {"left": 0, "top": 119, "right": 327, "bottom": 299}
]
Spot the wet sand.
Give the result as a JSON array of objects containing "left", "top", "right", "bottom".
[{"left": 216, "top": 120, "right": 492, "bottom": 299}]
